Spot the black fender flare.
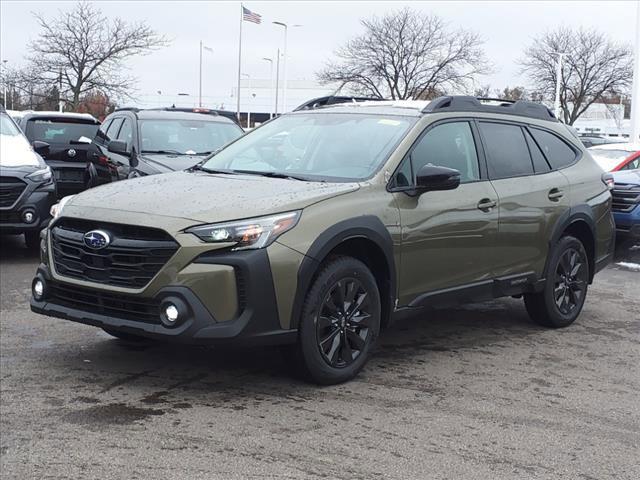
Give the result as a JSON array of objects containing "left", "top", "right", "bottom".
[
  {"left": 288, "top": 215, "right": 396, "bottom": 330},
  {"left": 544, "top": 204, "right": 596, "bottom": 281}
]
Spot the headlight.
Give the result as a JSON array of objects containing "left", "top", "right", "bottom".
[
  {"left": 186, "top": 211, "right": 301, "bottom": 250},
  {"left": 50, "top": 195, "right": 75, "bottom": 219},
  {"left": 26, "top": 166, "right": 52, "bottom": 184}
]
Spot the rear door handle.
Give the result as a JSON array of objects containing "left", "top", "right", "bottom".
[
  {"left": 548, "top": 188, "right": 564, "bottom": 201},
  {"left": 477, "top": 198, "right": 497, "bottom": 212}
]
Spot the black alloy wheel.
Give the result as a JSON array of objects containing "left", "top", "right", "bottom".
[
  {"left": 553, "top": 248, "right": 588, "bottom": 315},
  {"left": 316, "top": 278, "right": 373, "bottom": 368}
]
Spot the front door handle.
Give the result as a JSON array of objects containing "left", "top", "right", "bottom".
[
  {"left": 477, "top": 198, "right": 497, "bottom": 212},
  {"left": 548, "top": 188, "right": 564, "bottom": 201}
]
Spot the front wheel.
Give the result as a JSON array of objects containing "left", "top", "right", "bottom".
[
  {"left": 292, "top": 256, "right": 381, "bottom": 385},
  {"left": 524, "top": 235, "right": 589, "bottom": 328}
]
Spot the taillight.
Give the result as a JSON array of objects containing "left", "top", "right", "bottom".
[
  {"left": 98, "top": 155, "right": 108, "bottom": 166},
  {"left": 602, "top": 173, "right": 614, "bottom": 190}
]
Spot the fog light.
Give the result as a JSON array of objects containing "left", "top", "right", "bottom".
[
  {"left": 32, "top": 278, "right": 45, "bottom": 300},
  {"left": 23, "top": 211, "right": 35, "bottom": 223},
  {"left": 165, "top": 304, "right": 179, "bottom": 323},
  {"left": 159, "top": 297, "right": 188, "bottom": 328}
]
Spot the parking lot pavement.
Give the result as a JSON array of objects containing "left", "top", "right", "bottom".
[{"left": 0, "top": 235, "right": 638, "bottom": 480}]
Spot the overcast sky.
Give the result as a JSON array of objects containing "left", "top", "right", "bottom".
[{"left": 0, "top": 0, "right": 637, "bottom": 110}]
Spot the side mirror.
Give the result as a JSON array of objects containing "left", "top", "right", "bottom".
[
  {"left": 32, "top": 141, "right": 50, "bottom": 155},
  {"left": 415, "top": 164, "right": 461, "bottom": 192},
  {"left": 107, "top": 140, "right": 129, "bottom": 156}
]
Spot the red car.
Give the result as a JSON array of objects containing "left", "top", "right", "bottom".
[{"left": 588, "top": 143, "right": 640, "bottom": 171}]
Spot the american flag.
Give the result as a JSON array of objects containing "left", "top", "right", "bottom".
[{"left": 242, "top": 6, "right": 261, "bottom": 24}]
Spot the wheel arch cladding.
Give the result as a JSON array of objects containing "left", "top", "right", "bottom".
[
  {"left": 547, "top": 206, "right": 596, "bottom": 283},
  {"left": 289, "top": 216, "right": 396, "bottom": 330}
]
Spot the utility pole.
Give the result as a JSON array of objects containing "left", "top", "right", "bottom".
[{"left": 630, "top": 2, "right": 640, "bottom": 142}]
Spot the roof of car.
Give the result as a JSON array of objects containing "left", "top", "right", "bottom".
[
  {"left": 588, "top": 142, "right": 640, "bottom": 151},
  {"left": 117, "top": 109, "right": 240, "bottom": 125},
  {"left": 20, "top": 111, "right": 100, "bottom": 123},
  {"left": 290, "top": 96, "right": 557, "bottom": 122}
]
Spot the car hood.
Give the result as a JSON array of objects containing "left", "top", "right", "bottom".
[
  {"left": 611, "top": 169, "right": 640, "bottom": 185},
  {"left": 67, "top": 170, "right": 359, "bottom": 223},
  {"left": 0, "top": 134, "right": 41, "bottom": 167},
  {"left": 139, "top": 154, "right": 207, "bottom": 173}
]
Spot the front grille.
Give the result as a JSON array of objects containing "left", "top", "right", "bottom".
[
  {"left": 48, "top": 281, "right": 160, "bottom": 323},
  {"left": 50, "top": 218, "right": 179, "bottom": 289},
  {"left": 0, "top": 177, "right": 26, "bottom": 208},
  {"left": 612, "top": 183, "right": 640, "bottom": 213}
]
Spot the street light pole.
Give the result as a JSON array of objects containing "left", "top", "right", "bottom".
[
  {"left": 199, "top": 40, "right": 203, "bottom": 107},
  {"left": 242, "top": 73, "right": 251, "bottom": 128},
  {"left": 262, "top": 57, "right": 273, "bottom": 119},
  {"left": 553, "top": 52, "right": 566, "bottom": 121},
  {"left": 1, "top": 60, "right": 7, "bottom": 109},
  {"left": 274, "top": 48, "right": 280, "bottom": 116},
  {"left": 630, "top": 2, "right": 640, "bottom": 142},
  {"left": 273, "top": 22, "right": 288, "bottom": 113}
]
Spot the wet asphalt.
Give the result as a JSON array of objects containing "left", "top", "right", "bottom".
[{"left": 0, "top": 234, "right": 638, "bottom": 479}]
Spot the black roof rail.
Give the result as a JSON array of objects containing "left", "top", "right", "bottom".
[
  {"left": 114, "top": 107, "right": 140, "bottom": 113},
  {"left": 422, "top": 96, "right": 557, "bottom": 122}
]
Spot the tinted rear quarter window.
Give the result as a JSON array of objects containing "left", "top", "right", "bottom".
[
  {"left": 523, "top": 129, "right": 551, "bottom": 173},
  {"left": 479, "top": 122, "right": 533, "bottom": 179},
  {"left": 530, "top": 128, "right": 577, "bottom": 169}
]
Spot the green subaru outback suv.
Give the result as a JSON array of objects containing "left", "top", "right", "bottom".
[{"left": 31, "top": 96, "right": 615, "bottom": 384}]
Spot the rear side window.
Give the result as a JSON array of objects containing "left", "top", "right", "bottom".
[
  {"left": 95, "top": 118, "right": 113, "bottom": 145},
  {"left": 524, "top": 129, "right": 551, "bottom": 173},
  {"left": 529, "top": 128, "right": 577, "bottom": 169},
  {"left": 479, "top": 122, "right": 533, "bottom": 179}
]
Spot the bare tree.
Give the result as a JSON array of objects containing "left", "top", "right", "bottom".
[
  {"left": 27, "top": 2, "right": 168, "bottom": 109},
  {"left": 520, "top": 27, "right": 632, "bottom": 125},
  {"left": 318, "top": 8, "right": 490, "bottom": 100}
]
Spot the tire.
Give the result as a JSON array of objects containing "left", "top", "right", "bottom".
[
  {"left": 291, "top": 256, "right": 381, "bottom": 385},
  {"left": 524, "top": 235, "right": 589, "bottom": 328},
  {"left": 102, "top": 328, "right": 151, "bottom": 343},
  {"left": 24, "top": 231, "right": 40, "bottom": 250}
]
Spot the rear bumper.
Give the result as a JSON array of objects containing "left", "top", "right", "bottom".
[
  {"left": 45, "top": 161, "right": 87, "bottom": 197},
  {"left": 30, "top": 250, "right": 297, "bottom": 346}
]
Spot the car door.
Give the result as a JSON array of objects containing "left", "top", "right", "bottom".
[
  {"left": 392, "top": 120, "right": 499, "bottom": 307},
  {"left": 478, "top": 121, "right": 571, "bottom": 281}
]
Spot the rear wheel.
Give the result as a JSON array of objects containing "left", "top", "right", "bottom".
[
  {"left": 292, "top": 256, "right": 381, "bottom": 385},
  {"left": 524, "top": 235, "right": 589, "bottom": 328}
]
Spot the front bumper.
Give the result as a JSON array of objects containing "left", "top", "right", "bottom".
[
  {"left": 0, "top": 185, "right": 56, "bottom": 234},
  {"left": 613, "top": 204, "right": 640, "bottom": 239},
  {"left": 30, "top": 248, "right": 298, "bottom": 346}
]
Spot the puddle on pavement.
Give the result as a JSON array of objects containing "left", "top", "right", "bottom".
[{"left": 63, "top": 403, "right": 165, "bottom": 426}]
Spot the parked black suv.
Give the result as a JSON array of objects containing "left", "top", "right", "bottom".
[
  {"left": 17, "top": 112, "right": 101, "bottom": 198},
  {"left": 0, "top": 108, "right": 57, "bottom": 248},
  {"left": 92, "top": 109, "right": 244, "bottom": 179}
]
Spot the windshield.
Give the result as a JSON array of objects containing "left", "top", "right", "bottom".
[
  {"left": 201, "top": 113, "right": 415, "bottom": 181},
  {"left": 140, "top": 119, "right": 243, "bottom": 155},
  {"left": 589, "top": 148, "right": 635, "bottom": 171},
  {"left": 0, "top": 114, "right": 21, "bottom": 136},
  {"left": 26, "top": 118, "right": 99, "bottom": 144}
]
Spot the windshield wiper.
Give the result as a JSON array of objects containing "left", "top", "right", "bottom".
[
  {"left": 141, "top": 149, "right": 184, "bottom": 155},
  {"left": 189, "top": 164, "right": 237, "bottom": 175},
  {"left": 231, "top": 170, "right": 310, "bottom": 181}
]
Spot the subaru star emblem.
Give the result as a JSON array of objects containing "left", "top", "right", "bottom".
[
  {"left": 83, "top": 230, "right": 110, "bottom": 250},
  {"left": 67, "top": 149, "right": 77, "bottom": 158}
]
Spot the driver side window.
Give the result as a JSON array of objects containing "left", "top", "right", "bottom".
[{"left": 395, "top": 121, "right": 480, "bottom": 187}]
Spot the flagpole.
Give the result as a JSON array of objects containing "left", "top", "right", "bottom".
[{"left": 236, "top": 3, "right": 243, "bottom": 123}]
